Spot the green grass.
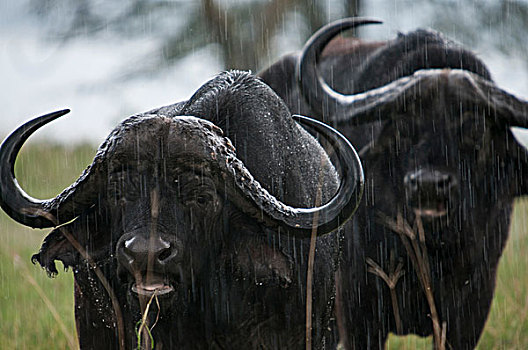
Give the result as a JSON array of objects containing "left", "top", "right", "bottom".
[
  {"left": 0, "top": 144, "right": 527, "bottom": 349},
  {"left": 0, "top": 143, "right": 95, "bottom": 349}
]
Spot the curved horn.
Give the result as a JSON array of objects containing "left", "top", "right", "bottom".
[
  {"left": 1, "top": 110, "right": 364, "bottom": 237},
  {"left": 289, "top": 115, "right": 364, "bottom": 234},
  {"left": 302, "top": 69, "right": 528, "bottom": 127},
  {"left": 297, "top": 17, "right": 382, "bottom": 121},
  {"left": 0, "top": 110, "right": 101, "bottom": 228},
  {"left": 214, "top": 115, "right": 364, "bottom": 237},
  {"left": 297, "top": 18, "right": 526, "bottom": 128},
  {"left": 447, "top": 69, "right": 528, "bottom": 128}
]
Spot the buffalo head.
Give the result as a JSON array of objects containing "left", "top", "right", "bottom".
[{"left": 260, "top": 18, "right": 528, "bottom": 349}]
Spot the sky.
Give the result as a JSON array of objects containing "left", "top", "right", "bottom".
[{"left": 0, "top": 0, "right": 222, "bottom": 144}]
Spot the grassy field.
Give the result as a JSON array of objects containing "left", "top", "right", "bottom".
[{"left": 0, "top": 144, "right": 527, "bottom": 349}]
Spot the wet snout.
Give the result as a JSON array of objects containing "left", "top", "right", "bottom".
[
  {"left": 404, "top": 169, "right": 455, "bottom": 194},
  {"left": 404, "top": 169, "right": 457, "bottom": 218},
  {"left": 121, "top": 235, "right": 176, "bottom": 269},
  {"left": 117, "top": 231, "right": 183, "bottom": 297}
]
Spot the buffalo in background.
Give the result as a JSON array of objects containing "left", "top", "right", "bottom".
[
  {"left": 259, "top": 18, "right": 528, "bottom": 349},
  {"left": 0, "top": 71, "right": 363, "bottom": 349}
]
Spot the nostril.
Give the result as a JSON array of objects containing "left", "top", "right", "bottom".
[
  {"left": 409, "top": 175, "right": 418, "bottom": 187},
  {"left": 404, "top": 173, "right": 419, "bottom": 190},
  {"left": 157, "top": 246, "right": 173, "bottom": 263},
  {"left": 121, "top": 239, "right": 136, "bottom": 260},
  {"left": 436, "top": 174, "right": 455, "bottom": 191},
  {"left": 439, "top": 175, "right": 451, "bottom": 188},
  {"left": 124, "top": 237, "right": 141, "bottom": 255},
  {"left": 118, "top": 234, "right": 179, "bottom": 268},
  {"left": 121, "top": 236, "right": 151, "bottom": 265}
]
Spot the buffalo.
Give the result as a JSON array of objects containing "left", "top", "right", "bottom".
[
  {"left": 259, "top": 17, "right": 492, "bottom": 149},
  {"left": 259, "top": 18, "right": 528, "bottom": 349},
  {"left": 0, "top": 71, "right": 364, "bottom": 349}
]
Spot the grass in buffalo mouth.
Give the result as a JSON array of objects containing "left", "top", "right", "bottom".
[{"left": 135, "top": 290, "right": 160, "bottom": 350}]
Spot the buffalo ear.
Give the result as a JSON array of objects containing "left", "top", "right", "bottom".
[
  {"left": 509, "top": 128, "right": 528, "bottom": 196},
  {"left": 230, "top": 235, "right": 293, "bottom": 288},
  {"left": 222, "top": 216, "right": 294, "bottom": 288},
  {"left": 32, "top": 224, "right": 79, "bottom": 277},
  {"left": 518, "top": 146, "right": 528, "bottom": 196}
]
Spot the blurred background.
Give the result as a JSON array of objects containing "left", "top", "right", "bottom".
[
  {"left": 1, "top": 0, "right": 527, "bottom": 144},
  {"left": 1, "top": 0, "right": 528, "bottom": 349}
]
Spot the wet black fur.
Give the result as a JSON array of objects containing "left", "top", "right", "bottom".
[{"left": 259, "top": 27, "right": 528, "bottom": 349}]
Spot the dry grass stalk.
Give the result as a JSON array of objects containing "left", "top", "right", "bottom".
[
  {"left": 305, "top": 155, "right": 326, "bottom": 350},
  {"left": 13, "top": 253, "right": 77, "bottom": 349},
  {"left": 139, "top": 189, "right": 161, "bottom": 319},
  {"left": 515, "top": 287, "right": 528, "bottom": 343},
  {"left": 38, "top": 210, "right": 126, "bottom": 350},
  {"left": 366, "top": 257, "right": 405, "bottom": 334},
  {"left": 305, "top": 215, "right": 318, "bottom": 350},
  {"left": 334, "top": 270, "right": 348, "bottom": 349},
  {"left": 136, "top": 189, "right": 161, "bottom": 349},
  {"left": 377, "top": 211, "right": 447, "bottom": 350}
]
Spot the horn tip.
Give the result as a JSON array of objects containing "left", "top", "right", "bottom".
[
  {"left": 341, "top": 17, "right": 384, "bottom": 25},
  {"left": 58, "top": 108, "right": 71, "bottom": 116},
  {"left": 42, "top": 109, "right": 70, "bottom": 122}
]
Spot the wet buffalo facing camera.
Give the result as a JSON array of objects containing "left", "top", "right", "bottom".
[{"left": 0, "top": 71, "right": 364, "bottom": 349}]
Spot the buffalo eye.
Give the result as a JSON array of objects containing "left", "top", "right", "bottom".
[
  {"left": 177, "top": 173, "right": 219, "bottom": 209},
  {"left": 190, "top": 192, "right": 213, "bottom": 207},
  {"left": 460, "top": 116, "right": 486, "bottom": 148},
  {"left": 181, "top": 188, "right": 214, "bottom": 208},
  {"left": 196, "top": 194, "right": 209, "bottom": 205}
]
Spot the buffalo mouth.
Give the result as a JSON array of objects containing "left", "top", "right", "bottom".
[
  {"left": 413, "top": 202, "right": 447, "bottom": 219},
  {"left": 408, "top": 197, "right": 450, "bottom": 220},
  {"left": 132, "top": 282, "right": 174, "bottom": 297},
  {"left": 130, "top": 274, "right": 176, "bottom": 298}
]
